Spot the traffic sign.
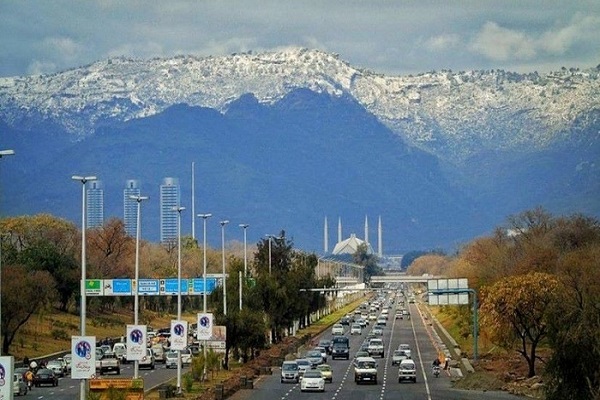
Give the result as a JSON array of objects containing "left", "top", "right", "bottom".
[
  {"left": 137, "top": 279, "right": 160, "bottom": 295},
  {"left": 85, "top": 279, "right": 103, "bottom": 296}
]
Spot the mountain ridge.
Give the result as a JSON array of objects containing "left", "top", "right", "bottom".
[{"left": 1, "top": 48, "right": 599, "bottom": 163}]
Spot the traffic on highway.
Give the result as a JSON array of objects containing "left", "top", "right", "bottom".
[{"left": 234, "top": 289, "right": 521, "bottom": 400}]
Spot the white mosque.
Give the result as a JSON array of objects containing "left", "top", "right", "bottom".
[{"left": 323, "top": 215, "right": 382, "bottom": 257}]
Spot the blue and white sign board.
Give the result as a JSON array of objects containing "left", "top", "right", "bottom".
[
  {"left": 126, "top": 325, "right": 147, "bottom": 361},
  {"left": 136, "top": 279, "right": 160, "bottom": 296},
  {"left": 170, "top": 320, "right": 188, "bottom": 350},
  {"left": 427, "top": 278, "right": 469, "bottom": 305},
  {"left": 192, "top": 278, "right": 217, "bottom": 295},
  {"left": 196, "top": 313, "right": 213, "bottom": 341},
  {"left": 71, "top": 336, "right": 96, "bottom": 379},
  {"left": 0, "top": 356, "right": 14, "bottom": 400},
  {"left": 104, "top": 279, "right": 132, "bottom": 296},
  {"left": 161, "top": 279, "right": 189, "bottom": 295}
]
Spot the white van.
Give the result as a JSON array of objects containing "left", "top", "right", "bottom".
[
  {"left": 113, "top": 343, "right": 127, "bottom": 362},
  {"left": 398, "top": 359, "right": 417, "bottom": 383}
]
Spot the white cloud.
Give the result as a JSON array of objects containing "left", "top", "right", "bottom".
[
  {"left": 539, "top": 14, "right": 600, "bottom": 55},
  {"left": 470, "top": 21, "right": 536, "bottom": 61},
  {"left": 425, "top": 34, "right": 461, "bottom": 51}
]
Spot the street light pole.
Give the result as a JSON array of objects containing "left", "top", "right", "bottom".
[
  {"left": 239, "top": 224, "right": 249, "bottom": 277},
  {"left": 0, "top": 149, "right": 15, "bottom": 355},
  {"left": 266, "top": 234, "right": 274, "bottom": 275},
  {"left": 173, "top": 206, "right": 185, "bottom": 394},
  {"left": 72, "top": 174, "right": 97, "bottom": 400},
  {"left": 130, "top": 194, "right": 148, "bottom": 380},
  {"left": 197, "top": 213, "right": 212, "bottom": 381},
  {"left": 220, "top": 220, "right": 229, "bottom": 316}
]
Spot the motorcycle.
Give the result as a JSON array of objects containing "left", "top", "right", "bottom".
[{"left": 432, "top": 366, "right": 441, "bottom": 377}]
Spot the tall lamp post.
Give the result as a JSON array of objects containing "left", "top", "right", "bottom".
[
  {"left": 197, "top": 213, "right": 212, "bottom": 381},
  {"left": 239, "top": 224, "right": 249, "bottom": 277},
  {"left": 130, "top": 194, "right": 148, "bottom": 379},
  {"left": 265, "top": 234, "right": 274, "bottom": 275},
  {"left": 0, "top": 149, "right": 15, "bottom": 355},
  {"left": 220, "top": 220, "right": 229, "bottom": 315},
  {"left": 72, "top": 174, "right": 97, "bottom": 400},
  {"left": 173, "top": 206, "right": 185, "bottom": 394}
]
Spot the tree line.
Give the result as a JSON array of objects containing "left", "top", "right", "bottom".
[
  {"left": 408, "top": 207, "right": 600, "bottom": 400},
  {"left": 0, "top": 216, "right": 336, "bottom": 362}
]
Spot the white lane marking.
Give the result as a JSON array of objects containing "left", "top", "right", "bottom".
[{"left": 411, "top": 304, "right": 433, "bottom": 400}]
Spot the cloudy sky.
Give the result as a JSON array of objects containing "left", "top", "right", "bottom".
[{"left": 1, "top": 0, "right": 598, "bottom": 78}]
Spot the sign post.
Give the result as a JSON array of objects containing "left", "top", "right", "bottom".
[{"left": 428, "top": 279, "right": 479, "bottom": 361}]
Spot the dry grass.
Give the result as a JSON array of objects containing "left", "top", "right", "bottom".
[{"left": 9, "top": 307, "right": 197, "bottom": 362}]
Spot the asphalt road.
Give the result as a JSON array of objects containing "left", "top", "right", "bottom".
[
  {"left": 231, "top": 300, "right": 522, "bottom": 400},
  {"left": 24, "top": 359, "right": 187, "bottom": 399}
]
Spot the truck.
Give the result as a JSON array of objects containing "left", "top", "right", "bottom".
[{"left": 99, "top": 352, "right": 121, "bottom": 375}]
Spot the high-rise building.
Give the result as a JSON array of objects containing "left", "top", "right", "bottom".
[
  {"left": 87, "top": 180, "right": 104, "bottom": 228},
  {"left": 160, "top": 177, "right": 180, "bottom": 243},
  {"left": 124, "top": 179, "right": 141, "bottom": 237}
]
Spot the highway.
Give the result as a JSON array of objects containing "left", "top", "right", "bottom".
[
  {"left": 24, "top": 359, "right": 186, "bottom": 399},
  {"left": 232, "top": 300, "right": 522, "bottom": 400}
]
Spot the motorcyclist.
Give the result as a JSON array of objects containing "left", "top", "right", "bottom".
[
  {"left": 432, "top": 357, "right": 441, "bottom": 376},
  {"left": 25, "top": 369, "right": 34, "bottom": 389}
]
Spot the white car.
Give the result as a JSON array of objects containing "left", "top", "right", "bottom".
[
  {"left": 398, "top": 344, "right": 412, "bottom": 359},
  {"left": 300, "top": 369, "right": 325, "bottom": 392},
  {"left": 350, "top": 323, "right": 362, "bottom": 335},
  {"left": 331, "top": 324, "right": 344, "bottom": 335},
  {"left": 13, "top": 373, "right": 28, "bottom": 396},
  {"left": 296, "top": 358, "right": 311, "bottom": 379},
  {"left": 139, "top": 348, "right": 156, "bottom": 370},
  {"left": 398, "top": 359, "right": 417, "bottom": 383},
  {"left": 165, "top": 350, "right": 179, "bottom": 369},
  {"left": 180, "top": 348, "right": 193, "bottom": 365}
]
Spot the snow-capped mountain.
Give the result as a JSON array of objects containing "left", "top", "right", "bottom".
[
  {"left": 1, "top": 48, "right": 598, "bottom": 162},
  {"left": 1, "top": 48, "right": 599, "bottom": 252}
]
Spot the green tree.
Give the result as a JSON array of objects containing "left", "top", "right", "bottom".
[{"left": 481, "top": 272, "right": 560, "bottom": 377}]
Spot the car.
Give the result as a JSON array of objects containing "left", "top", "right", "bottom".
[
  {"left": 392, "top": 350, "right": 409, "bottom": 366},
  {"left": 367, "top": 338, "right": 384, "bottom": 358},
  {"left": 300, "top": 369, "right": 325, "bottom": 392},
  {"left": 372, "top": 326, "right": 384, "bottom": 336},
  {"left": 13, "top": 372, "right": 28, "bottom": 396},
  {"left": 112, "top": 343, "right": 127, "bottom": 362},
  {"left": 314, "top": 346, "right": 327, "bottom": 363},
  {"left": 356, "top": 318, "right": 367, "bottom": 328},
  {"left": 180, "top": 348, "right": 193, "bottom": 365},
  {"left": 350, "top": 323, "right": 362, "bottom": 335},
  {"left": 331, "top": 324, "right": 344, "bottom": 335},
  {"left": 318, "top": 339, "right": 333, "bottom": 355},
  {"left": 47, "top": 359, "right": 66, "bottom": 377},
  {"left": 59, "top": 355, "right": 71, "bottom": 373},
  {"left": 331, "top": 342, "right": 349, "bottom": 360},
  {"left": 354, "top": 356, "right": 378, "bottom": 384},
  {"left": 139, "top": 348, "right": 156, "bottom": 370},
  {"left": 395, "top": 310, "right": 403, "bottom": 319},
  {"left": 317, "top": 364, "right": 333, "bottom": 383},
  {"left": 165, "top": 350, "right": 179, "bottom": 369},
  {"left": 280, "top": 360, "right": 300, "bottom": 383},
  {"left": 305, "top": 350, "right": 324, "bottom": 366},
  {"left": 340, "top": 316, "right": 351, "bottom": 326},
  {"left": 398, "top": 344, "right": 412, "bottom": 359},
  {"left": 376, "top": 316, "right": 387, "bottom": 326},
  {"left": 34, "top": 368, "right": 58, "bottom": 387},
  {"left": 99, "top": 352, "right": 121, "bottom": 375},
  {"left": 353, "top": 350, "right": 370, "bottom": 365},
  {"left": 398, "top": 359, "right": 417, "bottom": 383},
  {"left": 296, "top": 359, "right": 311, "bottom": 379},
  {"left": 151, "top": 343, "right": 167, "bottom": 363}
]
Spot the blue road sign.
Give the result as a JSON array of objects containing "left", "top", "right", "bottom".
[
  {"left": 161, "top": 278, "right": 189, "bottom": 294},
  {"left": 112, "top": 279, "right": 132, "bottom": 295}
]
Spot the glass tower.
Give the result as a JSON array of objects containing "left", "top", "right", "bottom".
[
  {"left": 86, "top": 180, "right": 104, "bottom": 228},
  {"left": 160, "top": 177, "right": 180, "bottom": 243},
  {"left": 124, "top": 179, "right": 141, "bottom": 237}
]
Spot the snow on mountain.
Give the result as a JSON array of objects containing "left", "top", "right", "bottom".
[{"left": 1, "top": 48, "right": 599, "bottom": 161}]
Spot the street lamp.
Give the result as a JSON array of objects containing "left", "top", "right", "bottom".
[
  {"left": 239, "top": 224, "right": 249, "bottom": 277},
  {"left": 172, "top": 206, "right": 185, "bottom": 394},
  {"left": 197, "top": 213, "right": 211, "bottom": 382},
  {"left": 220, "top": 220, "right": 229, "bottom": 316},
  {"left": 130, "top": 195, "right": 148, "bottom": 379},
  {"left": 265, "top": 234, "right": 275, "bottom": 275},
  {"left": 72, "top": 174, "right": 96, "bottom": 400},
  {"left": 0, "top": 149, "right": 15, "bottom": 356}
]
